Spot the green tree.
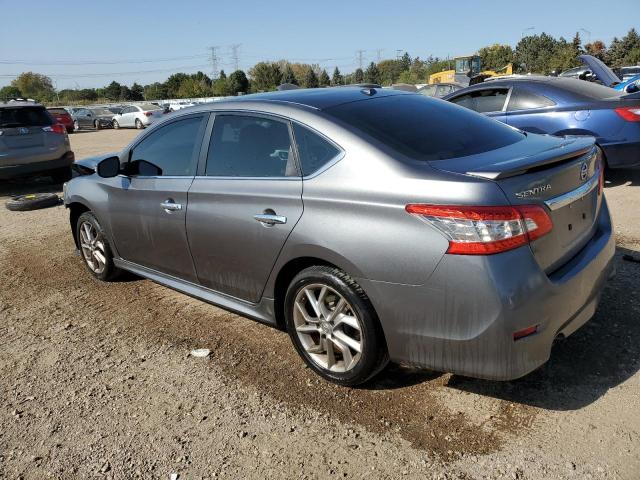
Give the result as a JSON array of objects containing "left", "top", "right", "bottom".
[
  {"left": 227, "top": 70, "right": 249, "bottom": 95},
  {"left": 319, "top": 69, "right": 330, "bottom": 87},
  {"left": 144, "top": 82, "right": 168, "bottom": 100},
  {"left": 0, "top": 85, "right": 22, "bottom": 100},
  {"left": 515, "top": 33, "right": 560, "bottom": 73},
  {"left": 400, "top": 52, "right": 412, "bottom": 72},
  {"left": 10, "top": 72, "right": 54, "bottom": 102},
  {"left": 331, "top": 67, "right": 343, "bottom": 86},
  {"left": 281, "top": 64, "right": 297, "bottom": 85},
  {"left": 165, "top": 73, "right": 190, "bottom": 98},
  {"left": 119, "top": 85, "right": 132, "bottom": 100},
  {"left": 104, "top": 81, "right": 122, "bottom": 100},
  {"left": 377, "top": 59, "right": 402, "bottom": 85},
  {"left": 177, "top": 77, "right": 211, "bottom": 98},
  {"left": 364, "top": 62, "right": 380, "bottom": 84},
  {"left": 607, "top": 28, "right": 640, "bottom": 67},
  {"left": 249, "top": 62, "right": 282, "bottom": 91},
  {"left": 302, "top": 68, "right": 319, "bottom": 88},
  {"left": 353, "top": 68, "right": 364, "bottom": 83},
  {"left": 478, "top": 44, "right": 515, "bottom": 71},
  {"left": 130, "top": 82, "right": 145, "bottom": 101}
]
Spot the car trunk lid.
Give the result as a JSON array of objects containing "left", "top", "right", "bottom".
[{"left": 429, "top": 134, "right": 603, "bottom": 273}]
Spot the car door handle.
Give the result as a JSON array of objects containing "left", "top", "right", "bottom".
[
  {"left": 253, "top": 213, "right": 287, "bottom": 225},
  {"left": 161, "top": 200, "right": 182, "bottom": 212}
]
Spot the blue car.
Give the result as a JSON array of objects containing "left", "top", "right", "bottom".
[{"left": 444, "top": 76, "right": 640, "bottom": 169}]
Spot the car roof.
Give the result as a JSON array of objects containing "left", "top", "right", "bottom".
[
  {"left": 0, "top": 100, "right": 43, "bottom": 108},
  {"left": 215, "top": 86, "right": 409, "bottom": 111}
]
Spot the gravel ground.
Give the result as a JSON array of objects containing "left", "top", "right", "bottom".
[{"left": 0, "top": 129, "right": 638, "bottom": 479}]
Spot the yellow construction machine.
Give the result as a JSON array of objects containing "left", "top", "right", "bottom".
[{"left": 428, "top": 55, "right": 513, "bottom": 86}]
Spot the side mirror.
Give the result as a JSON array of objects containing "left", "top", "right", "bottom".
[
  {"left": 96, "top": 156, "right": 121, "bottom": 178},
  {"left": 123, "top": 159, "right": 163, "bottom": 177}
]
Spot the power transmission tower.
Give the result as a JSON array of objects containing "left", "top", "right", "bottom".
[
  {"left": 395, "top": 49, "right": 402, "bottom": 61},
  {"left": 209, "top": 46, "right": 219, "bottom": 79},
  {"left": 355, "top": 50, "right": 365, "bottom": 70},
  {"left": 230, "top": 44, "right": 241, "bottom": 72},
  {"left": 376, "top": 49, "right": 383, "bottom": 61}
]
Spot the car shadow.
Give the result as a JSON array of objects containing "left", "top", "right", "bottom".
[
  {"left": 445, "top": 246, "right": 640, "bottom": 411},
  {"left": 0, "top": 175, "right": 63, "bottom": 198},
  {"left": 605, "top": 168, "right": 640, "bottom": 188}
]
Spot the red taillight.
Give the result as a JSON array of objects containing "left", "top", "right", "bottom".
[
  {"left": 144, "top": 111, "right": 152, "bottom": 117},
  {"left": 405, "top": 204, "right": 553, "bottom": 255},
  {"left": 43, "top": 123, "right": 67, "bottom": 135},
  {"left": 615, "top": 106, "right": 640, "bottom": 122}
]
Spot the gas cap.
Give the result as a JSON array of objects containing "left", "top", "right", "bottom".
[{"left": 574, "top": 110, "right": 591, "bottom": 122}]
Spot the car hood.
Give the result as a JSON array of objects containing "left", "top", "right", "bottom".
[{"left": 579, "top": 54, "right": 621, "bottom": 87}]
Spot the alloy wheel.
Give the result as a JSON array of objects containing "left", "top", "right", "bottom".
[
  {"left": 79, "top": 221, "right": 107, "bottom": 274},
  {"left": 293, "top": 283, "right": 363, "bottom": 372}
]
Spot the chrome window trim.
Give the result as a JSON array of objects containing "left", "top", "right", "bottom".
[{"left": 544, "top": 167, "right": 600, "bottom": 211}]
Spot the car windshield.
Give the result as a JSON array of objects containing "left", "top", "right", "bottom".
[
  {"left": 140, "top": 103, "right": 161, "bottom": 111},
  {"left": 417, "top": 85, "right": 437, "bottom": 97},
  {"left": 92, "top": 109, "right": 112, "bottom": 115},
  {"left": 0, "top": 106, "right": 53, "bottom": 128},
  {"left": 108, "top": 107, "right": 122, "bottom": 114},
  {"left": 326, "top": 94, "right": 524, "bottom": 161}
]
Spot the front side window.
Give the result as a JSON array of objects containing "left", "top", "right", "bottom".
[
  {"left": 292, "top": 123, "right": 340, "bottom": 176},
  {"left": 449, "top": 89, "right": 509, "bottom": 113},
  {"left": 507, "top": 88, "right": 556, "bottom": 111},
  {"left": 129, "top": 116, "right": 204, "bottom": 176},
  {"left": 206, "top": 115, "right": 295, "bottom": 177}
]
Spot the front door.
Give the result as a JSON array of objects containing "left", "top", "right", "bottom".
[
  {"left": 187, "top": 113, "right": 303, "bottom": 303},
  {"left": 108, "top": 114, "right": 207, "bottom": 282}
]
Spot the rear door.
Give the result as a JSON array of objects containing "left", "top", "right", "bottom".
[
  {"left": 504, "top": 86, "right": 559, "bottom": 134},
  {"left": 107, "top": 114, "right": 207, "bottom": 281},
  {"left": 186, "top": 112, "right": 303, "bottom": 302},
  {"left": 448, "top": 87, "right": 510, "bottom": 122}
]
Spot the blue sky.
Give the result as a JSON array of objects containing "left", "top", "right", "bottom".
[{"left": 1, "top": 0, "right": 638, "bottom": 89}]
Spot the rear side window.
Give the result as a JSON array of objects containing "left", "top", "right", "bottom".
[
  {"left": 130, "top": 116, "right": 204, "bottom": 176},
  {"left": 292, "top": 123, "right": 340, "bottom": 176},
  {"left": 449, "top": 88, "right": 509, "bottom": 113},
  {"left": 206, "top": 115, "right": 296, "bottom": 177},
  {"left": 327, "top": 94, "right": 524, "bottom": 161},
  {"left": 0, "top": 106, "right": 52, "bottom": 127},
  {"left": 507, "top": 88, "right": 556, "bottom": 111}
]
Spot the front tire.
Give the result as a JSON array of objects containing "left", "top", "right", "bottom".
[
  {"left": 284, "top": 266, "right": 388, "bottom": 386},
  {"left": 94, "top": 120, "right": 101, "bottom": 130},
  {"left": 112, "top": 119, "right": 120, "bottom": 129},
  {"left": 76, "top": 212, "right": 121, "bottom": 281}
]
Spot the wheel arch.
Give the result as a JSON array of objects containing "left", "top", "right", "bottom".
[{"left": 68, "top": 201, "right": 91, "bottom": 249}]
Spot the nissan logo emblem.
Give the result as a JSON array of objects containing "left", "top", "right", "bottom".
[{"left": 580, "top": 162, "right": 588, "bottom": 181}]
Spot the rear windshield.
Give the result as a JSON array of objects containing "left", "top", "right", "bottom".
[
  {"left": 326, "top": 94, "right": 524, "bottom": 161},
  {"left": 0, "top": 106, "right": 53, "bottom": 128},
  {"left": 91, "top": 109, "right": 112, "bottom": 115},
  {"left": 557, "top": 79, "right": 620, "bottom": 99},
  {"left": 47, "top": 108, "right": 68, "bottom": 115},
  {"left": 140, "top": 103, "right": 162, "bottom": 111}
]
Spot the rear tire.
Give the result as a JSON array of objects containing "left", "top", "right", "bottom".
[
  {"left": 284, "top": 266, "right": 388, "bottom": 386},
  {"left": 73, "top": 120, "right": 80, "bottom": 131},
  {"left": 94, "top": 120, "right": 101, "bottom": 130},
  {"left": 135, "top": 118, "right": 143, "bottom": 129},
  {"left": 76, "top": 211, "right": 121, "bottom": 281}
]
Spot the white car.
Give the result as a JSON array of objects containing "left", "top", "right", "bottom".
[
  {"left": 169, "top": 101, "right": 197, "bottom": 112},
  {"left": 112, "top": 104, "right": 164, "bottom": 129}
]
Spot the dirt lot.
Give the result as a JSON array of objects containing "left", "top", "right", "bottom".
[{"left": 1, "top": 129, "right": 639, "bottom": 479}]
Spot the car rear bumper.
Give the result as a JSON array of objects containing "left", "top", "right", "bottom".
[
  {"left": 358, "top": 197, "right": 616, "bottom": 380},
  {"left": 601, "top": 141, "right": 640, "bottom": 168},
  {"left": 0, "top": 150, "right": 75, "bottom": 179}
]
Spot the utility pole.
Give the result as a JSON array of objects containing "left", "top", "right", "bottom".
[
  {"left": 579, "top": 28, "right": 591, "bottom": 46},
  {"left": 355, "top": 50, "right": 365, "bottom": 70},
  {"left": 209, "top": 46, "right": 219, "bottom": 79},
  {"left": 230, "top": 44, "right": 241, "bottom": 72}
]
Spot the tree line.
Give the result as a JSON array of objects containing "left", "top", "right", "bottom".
[{"left": 2, "top": 28, "right": 638, "bottom": 105}]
